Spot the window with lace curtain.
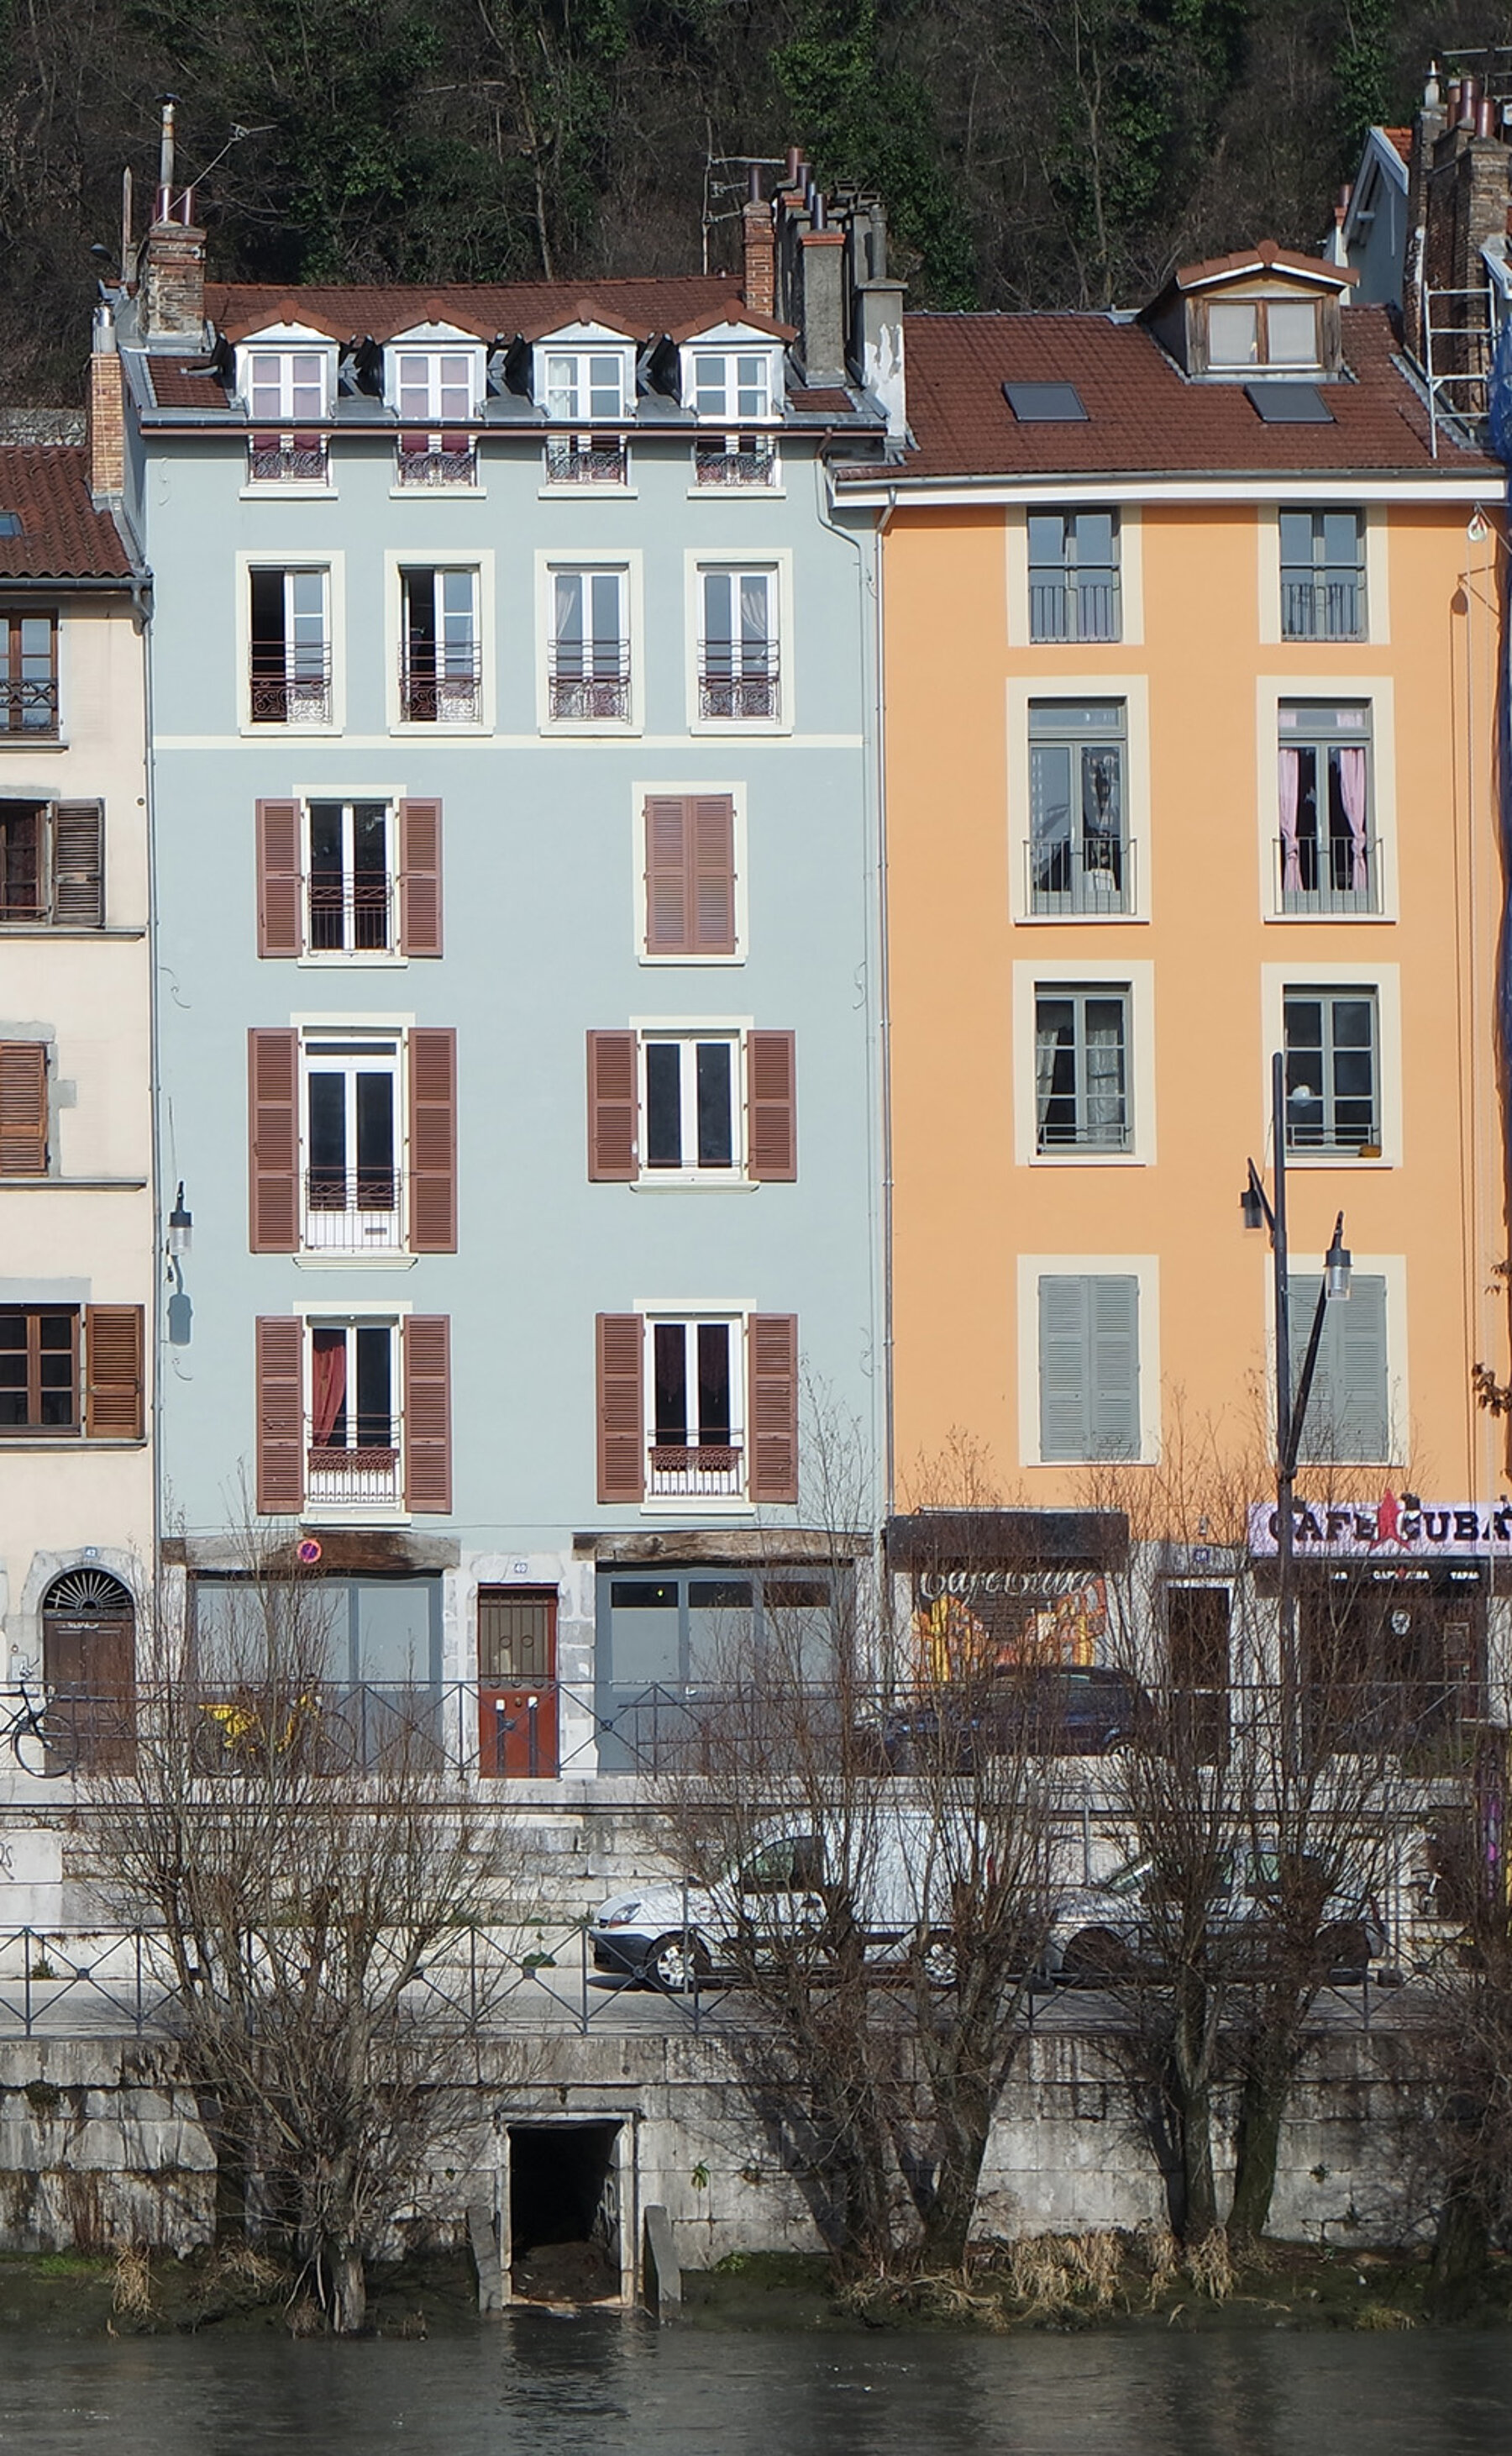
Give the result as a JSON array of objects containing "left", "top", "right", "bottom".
[{"left": 1034, "top": 986, "right": 1130, "bottom": 1153}]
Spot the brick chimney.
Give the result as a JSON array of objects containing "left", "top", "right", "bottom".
[
  {"left": 743, "top": 170, "right": 775, "bottom": 318},
  {"left": 140, "top": 208, "right": 207, "bottom": 344},
  {"left": 87, "top": 302, "right": 125, "bottom": 502}
]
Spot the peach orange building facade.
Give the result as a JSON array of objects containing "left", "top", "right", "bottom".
[{"left": 842, "top": 242, "right": 1511, "bottom": 1693}]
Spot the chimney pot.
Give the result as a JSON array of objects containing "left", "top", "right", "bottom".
[
  {"left": 1458, "top": 74, "right": 1478, "bottom": 128},
  {"left": 785, "top": 144, "right": 801, "bottom": 182},
  {"left": 811, "top": 190, "right": 827, "bottom": 231}
]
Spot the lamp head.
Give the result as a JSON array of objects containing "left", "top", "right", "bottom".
[
  {"left": 1325, "top": 1212, "right": 1351, "bottom": 1302},
  {"left": 166, "top": 1181, "right": 193, "bottom": 1258}
]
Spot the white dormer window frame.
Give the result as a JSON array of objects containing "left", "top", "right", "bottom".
[
  {"left": 679, "top": 336, "right": 784, "bottom": 425},
  {"left": 534, "top": 334, "right": 636, "bottom": 424},
  {"left": 383, "top": 335, "right": 488, "bottom": 423},
  {"left": 235, "top": 331, "right": 339, "bottom": 417}
]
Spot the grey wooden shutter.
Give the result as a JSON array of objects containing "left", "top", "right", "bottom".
[
  {"left": 748, "top": 1312, "right": 799, "bottom": 1502},
  {"left": 1291, "top": 1273, "right": 1389, "bottom": 1462},
  {"left": 255, "top": 799, "right": 302, "bottom": 956},
  {"left": 53, "top": 802, "right": 104, "bottom": 927},
  {"left": 596, "top": 1314, "right": 644, "bottom": 1501},
  {"left": 85, "top": 1305, "right": 144, "bottom": 1438},
  {"left": 247, "top": 1028, "right": 300, "bottom": 1252},
  {"left": 398, "top": 797, "right": 443, "bottom": 955},
  {"left": 586, "top": 1031, "right": 638, "bottom": 1180},
  {"left": 1038, "top": 1274, "right": 1139, "bottom": 1462},
  {"left": 255, "top": 1316, "right": 305, "bottom": 1513},
  {"left": 404, "top": 1316, "right": 452, "bottom": 1512},
  {"left": 0, "top": 1041, "right": 49, "bottom": 1175},
  {"left": 747, "top": 1031, "right": 796, "bottom": 1180}
]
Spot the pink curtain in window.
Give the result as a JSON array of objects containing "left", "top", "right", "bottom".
[
  {"left": 1337, "top": 744, "right": 1368, "bottom": 892},
  {"left": 311, "top": 1335, "right": 347, "bottom": 1447},
  {"left": 1278, "top": 747, "right": 1302, "bottom": 891}
]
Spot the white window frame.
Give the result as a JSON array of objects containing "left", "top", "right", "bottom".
[
  {"left": 1256, "top": 675, "right": 1397, "bottom": 920},
  {"left": 1007, "top": 676, "right": 1151, "bottom": 923},
  {"left": 298, "top": 796, "right": 400, "bottom": 967},
  {"left": 633, "top": 780, "right": 748, "bottom": 965},
  {"left": 237, "top": 553, "right": 344, "bottom": 736},
  {"left": 682, "top": 347, "right": 781, "bottom": 424},
  {"left": 301, "top": 1311, "right": 407, "bottom": 1518},
  {"left": 234, "top": 334, "right": 337, "bottom": 418},
  {"left": 1263, "top": 1252, "right": 1407, "bottom": 1468},
  {"left": 630, "top": 1021, "right": 754, "bottom": 1187},
  {"left": 534, "top": 336, "right": 635, "bottom": 423},
  {"left": 685, "top": 553, "right": 791, "bottom": 734},
  {"left": 1260, "top": 962, "right": 1401, "bottom": 1167},
  {"left": 1016, "top": 1254, "right": 1162, "bottom": 1469},
  {"left": 382, "top": 550, "right": 492, "bottom": 734},
  {"left": 633, "top": 1300, "right": 756, "bottom": 1513},
  {"left": 1006, "top": 506, "right": 1143, "bottom": 648},
  {"left": 1012, "top": 960, "right": 1155, "bottom": 1165},
  {"left": 538, "top": 554, "right": 642, "bottom": 734},
  {"left": 387, "top": 346, "right": 483, "bottom": 424},
  {"left": 298, "top": 1028, "right": 406, "bottom": 1260}
]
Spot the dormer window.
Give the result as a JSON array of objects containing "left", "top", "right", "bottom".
[
  {"left": 544, "top": 353, "right": 630, "bottom": 422},
  {"left": 396, "top": 352, "right": 475, "bottom": 424},
  {"left": 691, "top": 353, "right": 774, "bottom": 423},
  {"left": 386, "top": 340, "right": 483, "bottom": 487},
  {"left": 1207, "top": 297, "right": 1320, "bottom": 371},
  {"left": 248, "top": 351, "right": 328, "bottom": 422},
  {"left": 239, "top": 341, "right": 335, "bottom": 486}
]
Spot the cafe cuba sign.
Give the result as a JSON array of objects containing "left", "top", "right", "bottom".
[{"left": 1248, "top": 1493, "right": 1512, "bottom": 1559}]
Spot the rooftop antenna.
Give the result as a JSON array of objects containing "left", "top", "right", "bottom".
[
  {"left": 120, "top": 166, "right": 134, "bottom": 282},
  {"left": 157, "top": 94, "right": 178, "bottom": 221}
]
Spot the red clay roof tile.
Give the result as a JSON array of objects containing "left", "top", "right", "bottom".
[
  {"left": 0, "top": 446, "right": 134, "bottom": 580},
  {"left": 843, "top": 308, "right": 1494, "bottom": 482},
  {"left": 204, "top": 276, "right": 750, "bottom": 346}
]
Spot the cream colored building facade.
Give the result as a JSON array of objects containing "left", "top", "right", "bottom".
[{"left": 0, "top": 435, "right": 153, "bottom": 1697}]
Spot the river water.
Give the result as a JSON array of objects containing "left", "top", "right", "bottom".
[{"left": 0, "top": 2314, "right": 1509, "bottom": 2456}]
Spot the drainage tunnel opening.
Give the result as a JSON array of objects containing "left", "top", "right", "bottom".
[{"left": 507, "top": 2122, "right": 622, "bottom": 2302}]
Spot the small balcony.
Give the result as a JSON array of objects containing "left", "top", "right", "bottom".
[
  {"left": 308, "top": 876, "right": 393, "bottom": 955},
  {"left": 694, "top": 439, "right": 776, "bottom": 488},
  {"left": 399, "top": 647, "right": 483, "bottom": 725},
  {"left": 548, "top": 644, "right": 631, "bottom": 723},
  {"left": 648, "top": 1441, "right": 745, "bottom": 1500},
  {"left": 1028, "top": 576, "right": 1121, "bottom": 643},
  {"left": 306, "top": 1444, "right": 402, "bottom": 1510},
  {"left": 1276, "top": 833, "right": 1382, "bottom": 916},
  {"left": 302, "top": 1168, "right": 404, "bottom": 1254},
  {"left": 697, "top": 643, "right": 780, "bottom": 723},
  {"left": 249, "top": 649, "right": 333, "bottom": 728},
  {"left": 1027, "top": 834, "right": 1133, "bottom": 917},
  {"left": 395, "top": 434, "right": 476, "bottom": 489},
  {"left": 0, "top": 678, "right": 59, "bottom": 739},
  {"left": 544, "top": 435, "right": 627, "bottom": 486},
  {"left": 1281, "top": 576, "right": 1365, "bottom": 642},
  {"left": 247, "top": 431, "right": 328, "bottom": 486}
]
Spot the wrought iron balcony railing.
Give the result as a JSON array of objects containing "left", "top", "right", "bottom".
[
  {"left": 693, "top": 439, "right": 777, "bottom": 487},
  {"left": 544, "top": 435, "right": 627, "bottom": 486},
  {"left": 697, "top": 645, "right": 780, "bottom": 723},
  {"left": 249, "top": 649, "right": 333, "bottom": 727},
  {"left": 548, "top": 643, "right": 631, "bottom": 722},
  {"left": 307, "top": 876, "right": 393, "bottom": 954},
  {"left": 247, "top": 432, "right": 328, "bottom": 485},
  {"left": 648, "top": 1441, "right": 745, "bottom": 1498},
  {"left": 305, "top": 1444, "right": 402, "bottom": 1508},
  {"left": 399, "top": 646, "right": 484, "bottom": 724},
  {"left": 1276, "top": 834, "right": 1382, "bottom": 915},
  {"left": 395, "top": 434, "right": 476, "bottom": 488}
]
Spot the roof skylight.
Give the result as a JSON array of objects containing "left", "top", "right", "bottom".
[
  {"left": 1245, "top": 382, "right": 1334, "bottom": 423},
  {"left": 1003, "top": 381, "right": 1088, "bottom": 423}
]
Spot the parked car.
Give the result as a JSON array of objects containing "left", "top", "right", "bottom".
[
  {"left": 881, "top": 1665, "right": 1158, "bottom": 1770},
  {"left": 1044, "top": 1849, "right": 1386, "bottom": 1986},
  {"left": 590, "top": 1812, "right": 978, "bottom": 1991}
]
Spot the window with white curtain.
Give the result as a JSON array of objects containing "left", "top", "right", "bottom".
[
  {"left": 1035, "top": 986, "right": 1130, "bottom": 1152},
  {"left": 697, "top": 567, "right": 778, "bottom": 720}
]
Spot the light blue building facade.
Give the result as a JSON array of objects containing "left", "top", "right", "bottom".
[{"left": 109, "top": 172, "right": 903, "bottom": 1775}]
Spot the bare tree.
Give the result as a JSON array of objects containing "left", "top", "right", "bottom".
[{"left": 81, "top": 1534, "right": 528, "bottom": 2334}]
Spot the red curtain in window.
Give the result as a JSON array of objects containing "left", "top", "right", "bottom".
[{"left": 311, "top": 1332, "right": 347, "bottom": 1446}]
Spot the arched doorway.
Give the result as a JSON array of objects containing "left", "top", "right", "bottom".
[{"left": 42, "top": 1567, "right": 135, "bottom": 1770}]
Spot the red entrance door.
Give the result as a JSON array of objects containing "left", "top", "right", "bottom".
[{"left": 478, "top": 1587, "right": 559, "bottom": 1777}]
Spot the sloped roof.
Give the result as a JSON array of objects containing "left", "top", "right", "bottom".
[
  {"left": 0, "top": 446, "right": 134, "bottom": 579},
  {"left": 1381, "top": 126, "right": 1413, "bottom": 167},
  {"left": 204, "top": 276, "right": 752, "bottom": 347},
  {"left": 1173, "top": 238, "right": 1357, "bottom": 291},
  {"left": 843, "top": 306, "right": 1494, "bottom": 483}
]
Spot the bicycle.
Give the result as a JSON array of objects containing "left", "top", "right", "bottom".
[
  {"left": 1, "top": 1679, "right": 81, "bottom": 1779},
  {"left": 192, "top": 1682, "right": 358, "bottom": 1775}
]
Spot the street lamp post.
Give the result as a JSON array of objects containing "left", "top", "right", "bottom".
[{"left": 1243, "top": 1049, "right": 1352, "bottom": 1743}]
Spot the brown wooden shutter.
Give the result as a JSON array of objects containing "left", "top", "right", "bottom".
[
  {"left": 404, "top": 1315, "right": 452, "bottom": 1512},
  {"left": 248, "top": 1028, "right": 300, "bottom": 1252},
  {"left": 596, "top": 1313, "right": 644, "bottom": 1501},
  {"left": 746, "top": 1031, "right": 796, "bottom": 1181},
  {"left": 643, "top": 795, "right": 690, "bottom": 954},
  {"left": 255, "top": 799, "right": 302, "bottom": 957},
  {"left": 692, "top": 795, "right": 737, "bottom": 954},
  {"left": 408, "top": 1027, "right": 458, "bottom": 1251},
  {"left": 255, "top": 1316, "right": 305, "bottom": 1513},
  {"left": 748, "top": 1313, "right": 799, "bottom": 1504},
  {"left": 586, "top": 1030, "right": 637, "bottom": 1181},
  {"left": 0, "top": 1042, "right": 48, "bottom": 1175},
  {"left": 398, "top": 797, "right": 443, "bottom": 955},
  {"left": 84, "top": 1304, "right": 144, "bottom": 1438},
  {"left": 53, "top": 802, "right": 104, "bottom": 927}
]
